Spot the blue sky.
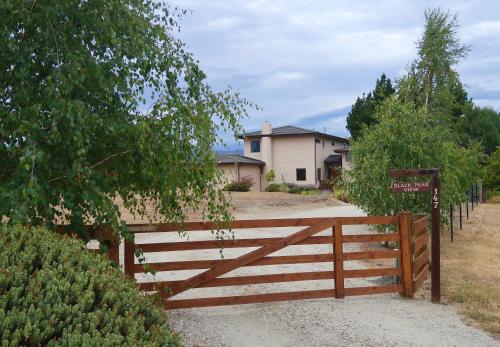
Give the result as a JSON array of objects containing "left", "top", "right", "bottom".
[{"left": 171, "top": 0, "right": 500, "bottom": 146}]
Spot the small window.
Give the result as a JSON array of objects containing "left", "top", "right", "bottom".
[
  {"left": 250, "top": 140, "right": 260, "bottom": 153},
  {"left": 331, "top": 141, "right": 335, "bottom": 146},
  {"left": 296, "top": 168, "right": 306, "bottom": 181},
  {"left": 346, "top": 154, "right": 352, "bottom": 162},
  {"left": 315, "top": 139, "right": 320, "bottom": 144},
  {"left": 317, "top": 168, "right": 321, "bottom": 180}
]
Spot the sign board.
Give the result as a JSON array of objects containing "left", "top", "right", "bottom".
[{"left": 391, "top": 182, "right": 431, "bottom": 193}]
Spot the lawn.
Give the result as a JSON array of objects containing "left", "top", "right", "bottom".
[{"left": 440, "top": 203, "right": 500, "bottom": 337}]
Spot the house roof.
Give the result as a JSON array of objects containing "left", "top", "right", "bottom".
[
  {"left": 239, "top": 125, "right": 348, "bottom": 142},
  {"left": 216, "top": 154, "right": 265, "bottom": 165},
  {"left": 334, "top": 147, "right": 350, "bottom": 153},
  {"left": 324, "top": 154, "right": 343, "bottom": 165}
]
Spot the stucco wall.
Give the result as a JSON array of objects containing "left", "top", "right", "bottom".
[
  {"left": 271, "top": 136, "right": 315, "bottom": 186},
  {"left": 341, "top": 152, "right": 353, "bottom": 170},
  {"left": 218, "top": 163, "right": 262, "bottom": 192},
  {"left": 244, "top": 137, "right": 262, "bottom": 162}
]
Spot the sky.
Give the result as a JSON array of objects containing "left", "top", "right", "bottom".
[{"left": 170, "top": 0, "right": 500, "bottom": 148}]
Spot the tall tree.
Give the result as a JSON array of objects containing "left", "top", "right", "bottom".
[
  {"left": 0, "top": 1, "right": 248, "bottom": 238},
  {"left": 346, "top": 8, "right": 482, "bottom": 219},
  {"left": 399, "top": 8, "right": 470, "bottom": 120},
  {"left": 346, "top": 73, "right": 395, "bottom": 139}
]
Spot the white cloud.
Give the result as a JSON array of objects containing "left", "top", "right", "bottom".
[{"left": 172, "top": 0, "right": 500, "bottom": 139}]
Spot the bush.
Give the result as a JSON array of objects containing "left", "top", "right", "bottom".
[
  {"left": 0, "top": 225, "right": 181, "bottom": 346},
  {"left": 223, "top": 175, "right": 254, "bottom": 192},
  {"left": 286, "top": 184, "right": 318, "bottom": 194},
  {"left": 265, "top": 170, "right": 275, "bottom": 184},
  {"left": 334, "top": 188, "right": 351, "bottom": 203},
  {"left": 265, "top": 183, "right": 280, "bottom": 192}
]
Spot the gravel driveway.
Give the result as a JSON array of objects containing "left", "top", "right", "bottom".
[{"left": 152, "top": 199, "right": 498, "bottom": 346}]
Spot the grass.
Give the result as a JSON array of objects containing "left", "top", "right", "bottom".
[{"left": 441, "top": 203, "right": 500, "bottom": 337}]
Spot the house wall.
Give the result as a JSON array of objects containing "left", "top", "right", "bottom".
[
  {"left": 271, "top": 136, "right": 315, "bottom": 186},
  {"left": 243, "top": 133, "right": 350, "bottom": 187},
  {"left": 342, "top": 152, "right": 353, "bottom": 170},
  {"left": 217, "top": 163, "right": 262, "bottom": 192},
  {"left": 244, "top": 137, "right": 262, "bottom": 161},
  {"left": 239, "top": 165, "right": 262, "bottom": 192},
  {"left": 314, "top": 137, "right": 348, "bottom": 182}
]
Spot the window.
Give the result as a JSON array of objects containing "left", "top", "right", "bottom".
[
  {"left": 317, "top": 168, "right": 321, "bottom": 180},
  {"left": 346, "top": 154, "right": 352, "bottom": 162},
  {"left": 250, "top": 140, "right": 260, "bottom": 153},
  {"left": 315, "top": 139, "right": 320, "bottom": 144},
  {"left": 331, "top": 141, "right": 335, "bottom": 146},
  {"left": 296, "top": 168, "right": 306, "bottom": 181}
]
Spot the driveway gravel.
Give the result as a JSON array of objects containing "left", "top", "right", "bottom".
[{"left": 157, "top": 197, "right": 499, "bottom": 346}]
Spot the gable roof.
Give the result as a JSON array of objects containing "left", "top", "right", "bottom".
[
  {"left": 239, "top": 125, "right": 348, "bottom": 142},
  {"left": 216, "top": 154, "right": 265, "bottom": 165}
]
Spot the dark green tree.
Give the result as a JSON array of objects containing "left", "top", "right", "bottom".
[
  {"left": 0, "top": 1, "right": 248, "bottom": 238},
  {"left": 346, "top": 73, "right": 395, "bottom": 139},
  {"left": 456, "top": 106, "right": 500, "bottom": 154}
]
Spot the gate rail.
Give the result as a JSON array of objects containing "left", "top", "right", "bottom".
[{"left": 123, "top": 213, "right": 419, "bottom": 309}]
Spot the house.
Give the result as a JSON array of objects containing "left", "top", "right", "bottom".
[
  {"left": 223, "top": 122, "right": 351, "bottom": 190},
  {"left": 216, "top": 153, "right": 265, "bottom": 192}
]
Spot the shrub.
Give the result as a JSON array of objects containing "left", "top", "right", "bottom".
[
  {"left": 223, "top": 175, "right": 254, "bottom": 192},
  {"left": 334, "top": 188, "right": 351, "bottom": 203},
  {"left": 265, "top": 183, "right": 280, "bottom": 192},
  {"left": 0, "top": 225, "right": 181, "bottom": 346},
  {"left": 287, "top": 184, "right": 318, "bottom": 194},
  {"left": 265, "top": 170, "right": 276, "bottom": 184}
]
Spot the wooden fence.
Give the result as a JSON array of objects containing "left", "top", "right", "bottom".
[{"left": 107, "top": 212, "right": 429, "bottom": 309}]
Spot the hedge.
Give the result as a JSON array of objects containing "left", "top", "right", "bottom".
[{"left": 0, "top": 225, "right": 181, "bottom": 346}]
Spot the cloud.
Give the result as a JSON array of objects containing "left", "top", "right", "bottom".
[{"left": 172, "top": 0, "right": 500, "bottom": 146}]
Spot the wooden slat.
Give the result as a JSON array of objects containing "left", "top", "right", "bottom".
[
  {"left": 333, "top": 222, "right": 345, "bottom": 298},
  {"left": 334, "top": 216, "right": 399, "bottom": 225},
  {"left": 140, "top": 271, "right": 335, "bottom": 290},
  {"left": 128, "top": 215, "right": 399, "bottom": 233},
  {"left": 343, "top": 249, "right": 400, "bottom": 261},
  {"left": 124, "top": 237, "right": 135, "bottom": 278},
  {"left": 413, "top": 249, "right": 429, "bottom": 276},
  {"left": 140, "top": 267, "right": 403, "bottom": 291},
  {"left": 344, "top": 284, "right": 401, "bottom": 296},
  {"left": 399, "top": 212, "right": 413, "bottom": 298},
  {"left": 344, "top": 267, "right": 402, "bottom": 278},
  {"left": 414, "top": 264, "right": 429, "bottom": 290},
  {"left": 342, "top": 233, "right": 400, "bottom": 243},
  {"left": 165, "top": 220, "right": 335, "bottom": 297},
  {"left": 134, "top": 253, "right": 334, "bottom": 273},
  {"left": 164, "top": 289, "right": 336, "bottom": 309},
  {"left": 136, "top": 236, "right": 333, "bottom": 252},
  {"left": 128, "top": 218, "right": 333, "bottom": 233},
  {"left": 413, "top": 233, "right": 428, "bottom": 256},
  {"left": 412, "top": 217, "right": 428, "bottom": 237}
]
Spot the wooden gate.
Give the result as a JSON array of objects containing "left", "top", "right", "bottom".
[
  {"left": 121, "top": 212, "right": 425, "bottom": 309},
  {"left": 409, "top": 214, "right": 430, "bottom": 296}
]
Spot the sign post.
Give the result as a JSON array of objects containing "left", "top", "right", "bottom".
[{"left": 390, "top": 168, "right": 440, "bottom": 303}]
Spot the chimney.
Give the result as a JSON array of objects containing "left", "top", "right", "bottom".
[
  {"left": 261, "top": 121, "right": 272, "bottom": 135},
  {"left": 261, "top": 122, "right": 273, "bottom": 173}
]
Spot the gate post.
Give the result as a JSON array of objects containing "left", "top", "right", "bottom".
[
  {"left": 333, "top": 220, "right": 345, "bottom": 298},
  {"left": 124, "top": 233, "right": 135, "bottom": 278},
  {"left": 399, "top": 212, "right": 413, "bottom": 298}
]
